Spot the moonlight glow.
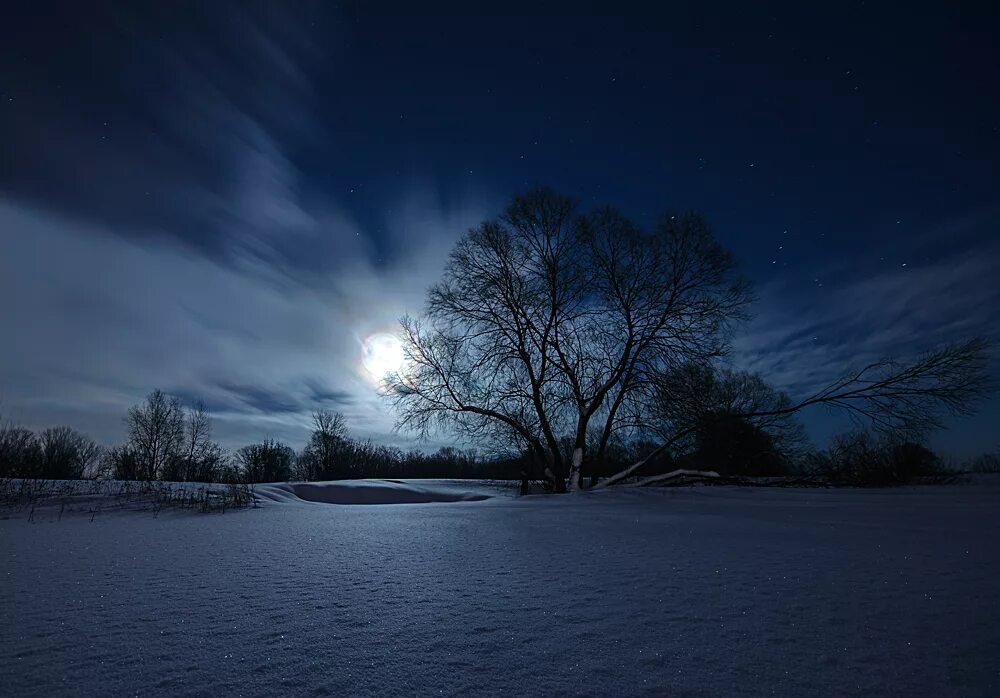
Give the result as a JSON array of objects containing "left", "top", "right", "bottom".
[{"left": 361, "top": 332, "right": 406, "bottom": 380}]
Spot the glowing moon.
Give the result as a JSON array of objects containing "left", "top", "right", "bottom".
[{"left": 361, "top": 332, "right": 405, "bottom": 379}]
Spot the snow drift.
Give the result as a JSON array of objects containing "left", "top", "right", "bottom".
[{"left": 254, "top": 479, "right": 494, "bottom": 505}]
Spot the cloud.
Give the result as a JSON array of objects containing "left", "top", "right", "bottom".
[
  {"left": 0, "top": 2, "right": 354, "bottom": 276},
  {"left": 0, "top": 195, "right": 478, "bottom": 450},
  {"left": 735, "top": 236, "right": 999, "bottom": 391},
  {"left": 0, "top": 3, "right": 495, "bottom": 451},
  {"left": 731, "top": 215, "right": 1000, "bottom": 452}
]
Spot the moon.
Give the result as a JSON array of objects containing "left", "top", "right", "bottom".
[{"left": 361, "top": 332, "right": 406, "bottom": 380}]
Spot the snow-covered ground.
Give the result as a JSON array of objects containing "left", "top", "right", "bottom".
[{"left": 2, "top": 478, "right": 999, "bottom": 696}]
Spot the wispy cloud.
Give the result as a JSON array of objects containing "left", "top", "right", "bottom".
[
  {"left": 731, "top": 213, "right": 1000, "bottom": 452},
  {"left": 736, "top": 233, "right": 999, "bottom": 393},
  {"left": 0, "top": 194, "right": 479, "bottom": 449},
  {"left": 0, "top": 3, "right": 495, "bottom": 450}
]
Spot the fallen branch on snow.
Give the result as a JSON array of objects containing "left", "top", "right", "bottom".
[{"left": 616, "top": 468, "right": 720, "bottom": 488}]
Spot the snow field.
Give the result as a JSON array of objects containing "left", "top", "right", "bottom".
[{"left": 2, "top": 479, "right": 998, "bottom": 696}]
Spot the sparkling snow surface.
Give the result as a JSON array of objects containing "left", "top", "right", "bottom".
[{"left": 2, "top": 479, "right": 999, "bottom": 696}]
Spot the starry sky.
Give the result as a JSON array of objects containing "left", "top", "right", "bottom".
[{"left": 1, "top": 1, "right": 998, "bottom": 456}]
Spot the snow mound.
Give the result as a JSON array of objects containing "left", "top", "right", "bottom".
[{"left": 254, "top": 479, "right": 492, "bottom": 505}]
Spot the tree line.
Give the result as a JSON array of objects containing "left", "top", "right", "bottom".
[
  {"left": 0, "top": 391, "right": 524, "bottom": 483},
  {"left": 1, "top": 384, "right": 995, "bottom": 489}
]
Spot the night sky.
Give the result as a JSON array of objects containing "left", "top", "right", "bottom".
[{"left": 2, "top": 2, "right": 997, "bottom": 455}]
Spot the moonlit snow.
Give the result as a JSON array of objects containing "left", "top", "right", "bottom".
[
  {"left": 256, "top": 479, "right": 494, "bottom": 505},
  {"left": 2, "top": 479, "right": 998, "bottom": 696}
]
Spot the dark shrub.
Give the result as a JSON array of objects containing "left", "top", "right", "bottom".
[
  {"left": 237, "top": 440, "right": 295, "bottom": 483},
  {"left": 816, "top": 432, "right": 945, "bottom": 486}
]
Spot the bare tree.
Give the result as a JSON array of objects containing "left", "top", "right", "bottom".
[
  {"left": 164, "top": 402, "right": 224, "bottom": 482},
  {"left": 0, "top": 423, "right": 41, "bottom": 477},
  {"left": 387, "top": 188, "right": 749, "bottom": 491},
  {"left": 637, "top": 363, "right": 807, "bottom": 478},
  {"left": 125, "top": 389, "right": 185, "bottom": 480},
  {"left": 651, "top": 364, "right": 796, "bottom": 438},
  {"left": 597, "top": 338, "right": 991, "bottom": 488},
  {"left": 38, "top": 426, "right": 101, "bottom": 479},
  {"left": 297, "top": 410, "right": 351, "bottom": 480},
  {"left": 102, "top": 445, "right": 141, "bottom": 481},
  {"left": 184, "top": 404, "right": 212, "bottom": 467},
  {"left": 237, "top": 439, "right": 295, "bottom": 483}
]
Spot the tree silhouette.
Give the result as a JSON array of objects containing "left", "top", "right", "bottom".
[
  {"left": 0, "top": 425, "right": 42, "bottom": 478},
  {"left": 296, "top": 410, "right": 351, "bottom": 480},
  {"left": 237, "top": 439, "right": 295, "bottom": 483},
  {"left": 389, "top": 188, "right": 991, "bottom": 492},
  {"left": 38, "top": 426, "right": 101, "bottom": 479},
  {"left": 597, "top": 339, "right": 991, "bottom": 488},
  {"left": 388, "top": 188, "right": 748, "bottom": 491},
  {"left": 124, "top": 390, "right": 185, "bottom": 480}
]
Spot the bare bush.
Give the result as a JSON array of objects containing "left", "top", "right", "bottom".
[
  {"left": 237, "top": 439, "right": 295, "bottom": 483},
  {"left": 0, "top": 425, "right": 42, "bottom": 477},
  {"left": 968, "top": 452, "right": 1000, "bottom": 474},
  {"left": 0, "top": 477, "right": 255, "bottom": 520},
  {"left": 806, "top": 432, "right": 951, "bottom": 486},
  {"left": 38, "top": 426, "right": 101, "bottom": 479}
]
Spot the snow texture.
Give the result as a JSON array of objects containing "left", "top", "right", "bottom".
[
  {"left": 2, "top": 478, "right": 999, "bottom": 696},
  {"left": 256, "top": 479, "right": 494, "bottom": 505}
]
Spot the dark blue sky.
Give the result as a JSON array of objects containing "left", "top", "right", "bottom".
[{"left": 1, "top": 2, "right": 997, "bottom": 454}]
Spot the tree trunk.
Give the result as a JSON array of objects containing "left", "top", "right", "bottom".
[
  {"left": 567, "top": 446, "right": 584, "bottom": 492},
  {"left": 550, "top": 471, "right": 567, "bottom": 493}
]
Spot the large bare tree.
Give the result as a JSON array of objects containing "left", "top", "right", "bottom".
[{"left": 387, "top": 188, "right": 748, "bottom": 491}]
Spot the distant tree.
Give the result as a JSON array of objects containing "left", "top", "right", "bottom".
[
  {"left": 689, "top": 417, "right": 787, "bottom": 476},
  {"left": 180, "top": 403, "right": 213, "bottom": 478},
  {"left": 102, "top": 445, "right": 142, "bottom": 480},
  {"left": 808, "top": 431, "right": 945, "bottom": 486},
  {"left": 124, "top": 390, "right": 185, "bottom": 480},
  {"left": 0, "top": 425, "right": 42, "bottom": 477},
  {"left": 343, "top": 440, "right": 403, "bottom": 479},
  {"left": 646, "top": 363, "right": 805, "bottom": 477},
  {"left": 183, "top": 444, "right": 228, "bottom": 483},
  {"left": 599, "top": 339, "right": 990, "bottom": 488},
  {"left": 237, "top": 439, "right": 295, "bottom": 483},
  {"left": 38, "top": 426, "right": 101, "bottom": 479},
  {"left": 296, "top": 410, "right": 351, "bottom": 480},
  {"left": 162, "top": 402, "right": 226, "bottom": 482},
  {"left": 968, "top": 451, "right": 1000, "bottom": 473}
]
